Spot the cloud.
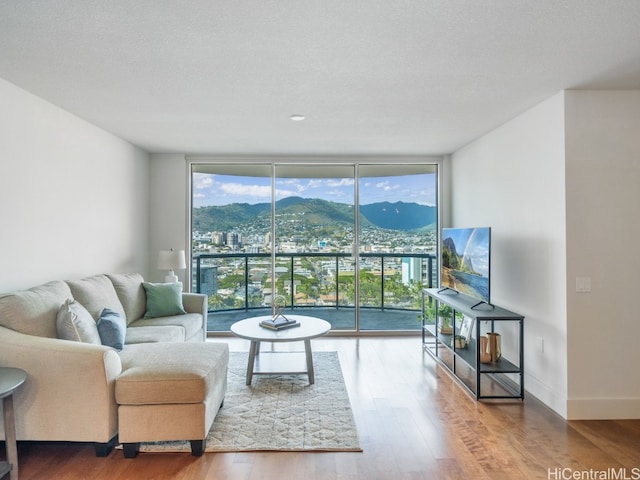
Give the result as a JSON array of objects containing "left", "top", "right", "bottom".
[
  {"left": 279, "top": 178, "right": 301, "bottom": 186},
  {"left": 220, "top": 182, "right": 271, "bottom": 199},
  {"left": 375, "top": 180, "right": 400, "bottom": 191},
  {"left": 276, "top": 188, "right": 300, "bottom": 198},
  {"left": 327, "top": 178, "right": 354, "bottom": 187},
  {"left": 277, "top": 178, "right": 354, "bottom": 195},
  {"left": 326, "top": 189, "right": 353, "bottom": 200},
  {"left": 276, "top": 179, "right": 308, "bottom": 196},
  {"left": 193, "top": 173, "right": 213, "bottom": 189}
]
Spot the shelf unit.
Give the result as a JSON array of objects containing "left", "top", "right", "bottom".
[{"left": 422, "top": 288, "right": 524, "bottom": 400}]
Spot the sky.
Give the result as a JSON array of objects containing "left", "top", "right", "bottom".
[{"left": 192, "top": 173, "right": 436, "bottom": 208}]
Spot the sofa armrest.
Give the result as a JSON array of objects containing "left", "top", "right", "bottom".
[
  {"left": 182, "top": 292, "right": 207, "bottom": 316},
  {"left": 0, "top": 325, "right": 122, "bottom": 442},
  {"left": 182, "top": 292, "right": 207, "bottom": 340}
]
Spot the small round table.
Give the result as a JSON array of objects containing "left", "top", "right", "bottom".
[
  {"left": 0, "top": 368, "right": 27, "bottom": 480},
  {"left": 230, "top": 315, "right": 331, "bottom": 385}
]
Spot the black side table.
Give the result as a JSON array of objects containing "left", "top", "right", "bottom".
[{"left": 0, "top": 368, "right": 27, "bottom": 480}]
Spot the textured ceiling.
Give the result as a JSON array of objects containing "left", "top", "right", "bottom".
[{"left": 1, "top": 1, "right": 640, "bottom": 156}]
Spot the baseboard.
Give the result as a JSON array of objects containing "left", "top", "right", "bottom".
[
  {"left": 524, "top": 372, "right": 567, "bottom": 418},
  {"left": 525, "top": 372, "right": 640, "bottom": 420},
  {"left": 567, "top": 397, "right": 640, "bottom": 420}
]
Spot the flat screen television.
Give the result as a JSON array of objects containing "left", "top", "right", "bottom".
[{"left": 440, "top": 227, "right": 491, "bottom": 305}]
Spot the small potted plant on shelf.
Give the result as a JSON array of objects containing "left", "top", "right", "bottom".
[
  {"left": 454, "top": 335, "right": 467, "bottom": 349},
  {"left": 437, "top": 304, "right": 454, "bottom": 334}
]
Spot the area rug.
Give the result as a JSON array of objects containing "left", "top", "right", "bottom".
[{"left": 132, "top": 351, "right": 362, "bottom": 453}]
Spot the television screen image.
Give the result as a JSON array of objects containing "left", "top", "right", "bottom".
[{"left": 441, "top": 227, "right": 491, "bottom": 303}]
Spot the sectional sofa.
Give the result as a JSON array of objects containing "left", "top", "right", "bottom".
[{"left": 0, "top": 273, "right": 228, "bottom": 456}]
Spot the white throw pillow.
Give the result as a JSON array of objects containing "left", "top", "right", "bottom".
[{"left": 56, "top": 298, "right": 102, "bottom": 344}]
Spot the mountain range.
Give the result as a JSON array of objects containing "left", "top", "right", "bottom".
[{"left": 193, "top": 197, "right": 436, "bottom": 232}]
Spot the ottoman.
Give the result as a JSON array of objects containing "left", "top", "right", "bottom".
[{"left": 115, "top": 342, "right": 229, "bottom": 457}]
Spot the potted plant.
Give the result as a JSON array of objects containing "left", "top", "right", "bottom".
[
  {"left": 437, "top": 304, "right": 454, "bottom": 334},
  {"left": 454, "top": 335, "right": 467, "bottom": 349}
]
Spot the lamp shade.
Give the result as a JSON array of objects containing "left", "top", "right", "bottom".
[{"left": 157, "top": 249, "right": 186, "bottom": 270}]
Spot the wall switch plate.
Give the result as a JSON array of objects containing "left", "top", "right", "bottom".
[
  {"left": 576, "top": 276, "right": 592, "bottom": 293},
  {"left": 536, "top": 336, "right": 544, "bottom": 353}
]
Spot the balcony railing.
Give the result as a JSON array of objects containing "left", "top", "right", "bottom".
[{"left": 193, "top": 252, "right": 436, "bottom": 315}]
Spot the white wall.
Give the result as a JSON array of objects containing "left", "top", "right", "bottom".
[
  {"left": 451, "top": 93, "right": 568, "bottom": 417},
  {"left": 0, "top": 78, "right": 149, "bottom": 291},
  {"left": 564, "top": 90, "right": 640, "bottom": 419},
  {"left": 148, "top": 154, "right": 189, "bottom": 284}
]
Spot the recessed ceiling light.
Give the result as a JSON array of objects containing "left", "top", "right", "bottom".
[{"left": 290, "top": 114, "right": 305, "bottom": 121}]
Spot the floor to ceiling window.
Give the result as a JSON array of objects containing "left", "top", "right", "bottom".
[
  {"left": 191, "top": 163, "right": 273, "bottom": 318},
  {"left": 190, "top": 161, "right": 438, "bottom": 334},
  {"left": 357, "top": 165, "right": 438, "bottom": 330},
  {"left": 274, "top": 164, "right": 357, "bottom": 330}
]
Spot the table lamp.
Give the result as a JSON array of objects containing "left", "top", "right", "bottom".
[{"left": 158, "top": 249, "right": 186, "bottom": 283}]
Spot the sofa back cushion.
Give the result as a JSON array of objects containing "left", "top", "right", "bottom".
[
  {"left": 107, "top": 273, "right": 146, "bottom": 325},
  {"left": 0, "top": 280, "right": 72, "bottom": 338},
  {"left": 66, "top": 274, "right": 125, "bottom": 320}
]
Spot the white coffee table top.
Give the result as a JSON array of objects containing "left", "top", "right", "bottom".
[{"left": 230, "top": 315, "right": 331, "bottom": 343}]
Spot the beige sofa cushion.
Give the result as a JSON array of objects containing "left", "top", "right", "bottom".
[
  {"left": 107, "top": 273, "right": 146, "bottom": 324},
  {"left": 66, "top": 274, "right": 125, "bottom": 320},
  {"left": 125, "top": 325, "right": 185, "bottom": 344},
  {"left": 128, "top": 313, "right": 203, "bottom": 341},
  {"left": 116, "top": 342, "right": 229, "bottom": 405},
  {"left": 0, "top": 280, "right": 72, "bottom": 338}
]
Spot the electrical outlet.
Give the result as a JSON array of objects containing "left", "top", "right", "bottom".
[{"left": 576, "top": 276, "right": 592, "bottom": 293}]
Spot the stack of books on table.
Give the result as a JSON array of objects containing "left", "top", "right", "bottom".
[{"left": 259, "top": 316, "right": 300, "bottom": 330}]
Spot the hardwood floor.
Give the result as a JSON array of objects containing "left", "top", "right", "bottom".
[{"left": 4, "top": 337, "right": 640, "bottom": 479}]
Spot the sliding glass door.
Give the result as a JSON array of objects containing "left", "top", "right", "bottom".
[
  {"left": 274, "top": 164, "right": 356, "bottom": 330},
  {"left": 190, "top": 161, "right": 438, "bottom": 333},
  {"left": 357, "top": 165, "right": 438, "bottom": 331},
  {"left": 191, "top": 164, "right": 273, "bottom": 331}
]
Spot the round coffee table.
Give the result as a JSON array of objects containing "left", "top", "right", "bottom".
[{"left": 230, "top": 315, "right": 331, "bottom": 385}]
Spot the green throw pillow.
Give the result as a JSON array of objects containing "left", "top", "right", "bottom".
[{"left": 142, "top": 282, "right": 186, "bottom": 318}]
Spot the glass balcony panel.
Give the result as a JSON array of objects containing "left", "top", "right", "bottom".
[{"left": 197, "top": 252, "right": 435, "bottom": 332}]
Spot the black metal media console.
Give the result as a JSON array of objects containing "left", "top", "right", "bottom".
[{"left": 422, "top": 288, "right": 524, "bottom": 400}]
